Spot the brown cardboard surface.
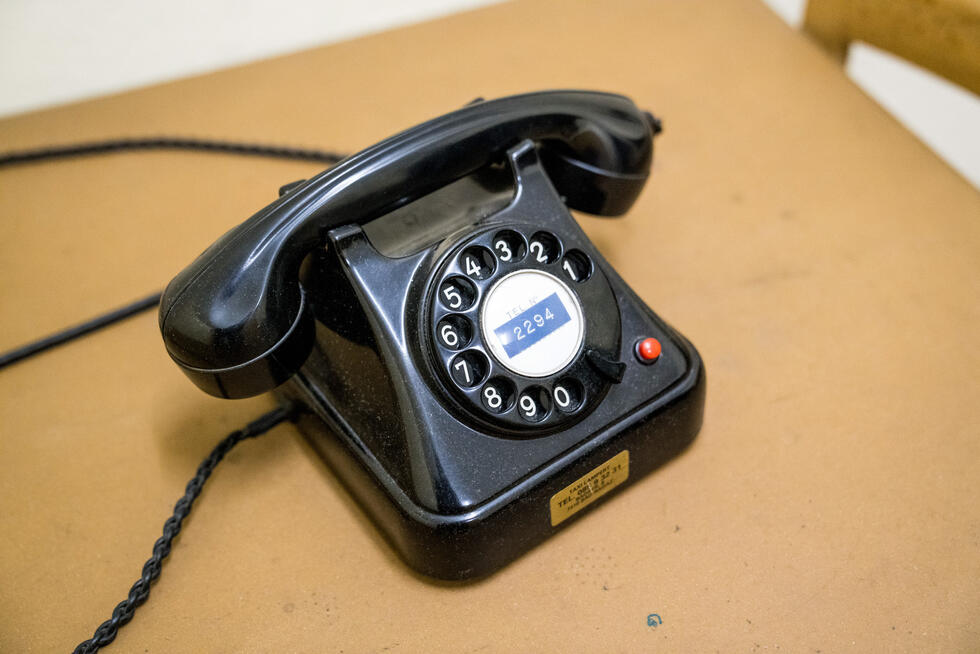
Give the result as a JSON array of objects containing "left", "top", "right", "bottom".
[{"left": 1, "top": 0, "right": 978, "bottom": 651}]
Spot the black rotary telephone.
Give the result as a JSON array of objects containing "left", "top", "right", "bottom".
[{"left": 159, "top": 90, "right": 705, "bottom": 580}]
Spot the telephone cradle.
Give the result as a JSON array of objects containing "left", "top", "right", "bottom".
[{"left": 159, "top": 91, "right": 705, "bottom": 580}]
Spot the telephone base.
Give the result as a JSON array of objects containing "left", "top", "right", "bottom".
[{"left": 278, "top": 333, "right": 704, "bottom": 581}]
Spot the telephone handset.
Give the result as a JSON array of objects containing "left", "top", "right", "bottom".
[{"left": 160, "top": 91, "right": 704, "bottom": 579}]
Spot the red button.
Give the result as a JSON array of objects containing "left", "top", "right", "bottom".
[{"left": 636, "top": 337, "right": 661, "bottom": 362}]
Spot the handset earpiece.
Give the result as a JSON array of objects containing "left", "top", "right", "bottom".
[
  {"left": 159, "top": 90, "right": 658, "bottom": 399},
  {"left": 538, "top": 109, "right": 659, "bottom": 215}
]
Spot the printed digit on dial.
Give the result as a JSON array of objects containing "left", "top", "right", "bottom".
[
  {"left": 528, "top": 232, "right": 559, "bottom": 264},
  {"left": 492, "top": 230, "right": 526, "bottom": 264}
]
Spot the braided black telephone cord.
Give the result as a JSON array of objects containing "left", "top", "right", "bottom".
[
  {"left": 0, "top": 136, "right": 344, "bottom": 168},
  {"left": 0, "top": 137, "right": 339, "bottom": 652},
  {"left": 0, "top": 136, "right": 345, "bottom": 371},
  {"left": 72, "top": 405, "right": 295, "bottom": 654}
]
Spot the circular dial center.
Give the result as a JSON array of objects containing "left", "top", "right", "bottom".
[{"left": 479, "top": 270, "right": 585, "bottom": 378}]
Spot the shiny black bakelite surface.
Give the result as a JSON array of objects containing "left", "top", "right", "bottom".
[
  {"left": 159, "top": 91, "right": 704, "bottom": 580},
  {"left": 278, "top": 143, "right": 704, "bottom": 579},
  {"left": 159, "top": 90, "right": 656, "bottom": 399}
]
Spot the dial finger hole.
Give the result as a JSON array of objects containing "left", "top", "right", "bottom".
[
  {"left": 517, "top": 386, "right": 551, "bottom": 423},
  {"left": 492, "top": 230, "right": 527, "bottom": 264},
  {"left": 460, "top": 246, "right": 496, "bottom": 280},
  {"left": 560, "top": 249, "right": 592, "bottom": 283},
  {"left": 480, "top": 377, "right": 515, "bottom": 414},
  {"left": 449, "top": 350, "right": 488, "bottom": 388},
  {"left": 439, "top": 276, "right": 476, "bottom": 311},
  {"left": 436, "top": 315, "right": 472, "bottom": 350},
  {"left": 552, "top": 378, "right": 584, "bottom": 413},
  {"left": 528, "top": 231, "right": 560, "bottom": 264}
]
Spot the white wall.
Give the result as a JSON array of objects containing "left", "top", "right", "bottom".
[
  {"left": 1, "top": 0, "right": 977, "bottom": 188},
  {"left": 0, "top": 0, "right": 504, "bottom": 117}
]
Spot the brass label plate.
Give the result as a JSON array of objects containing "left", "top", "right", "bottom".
[{"left": 549, "top": 450, "right": 629, "bottom": 526}]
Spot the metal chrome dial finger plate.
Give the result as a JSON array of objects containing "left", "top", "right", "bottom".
[{"left": 426, "top": 223, "right": 622, "bottom": 435}]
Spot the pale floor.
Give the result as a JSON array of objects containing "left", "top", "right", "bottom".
[{"left": 1, "top": 0, "right": 977, "bottom": 189}]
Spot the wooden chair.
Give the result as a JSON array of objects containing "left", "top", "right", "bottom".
[{"left": 804, "top": 0, "right": 980, "bottom": 95}]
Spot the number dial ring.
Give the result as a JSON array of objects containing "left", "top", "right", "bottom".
[{"left": 426, "top": 223, "right": 621, "bottom": 435}]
